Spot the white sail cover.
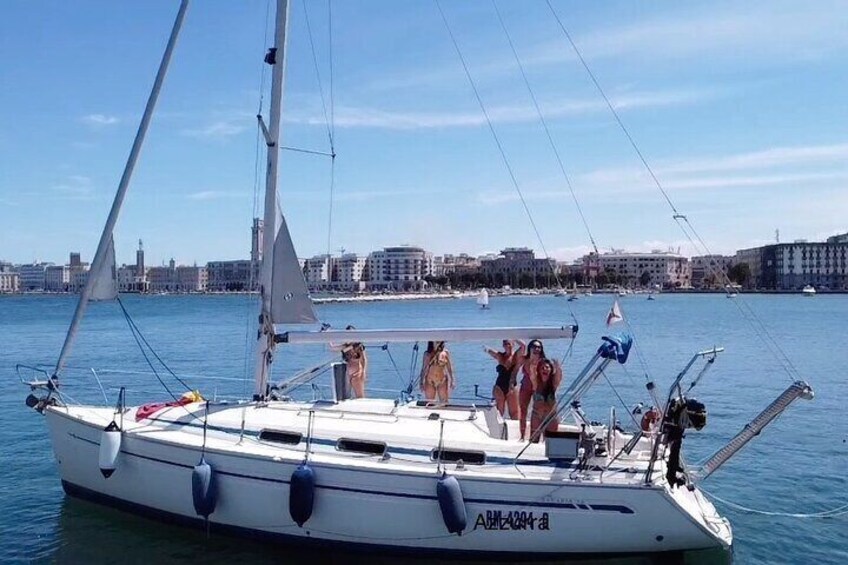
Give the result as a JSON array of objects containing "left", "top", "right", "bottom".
[
  {"left": 270, "top": 214, "right": 318, "bottom": 324},
  {"left": 89, "top": 237, "right": 118, "bottom": 301}
]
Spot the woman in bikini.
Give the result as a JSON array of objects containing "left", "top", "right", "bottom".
[
  {"left": 529, "top": 358, "right": 563, "bottom": 443},
  {"left": 484, "top": 340, "right": 518, "bottom": 419},
  {"left": 512, "top": 339, "right": 546, "bottom": 440},
  {"left": 420, "top": 341, "right": 454, "bottom": 403},
  {"left": 342, "top": 342, "right": 367, "bottom": 398}
]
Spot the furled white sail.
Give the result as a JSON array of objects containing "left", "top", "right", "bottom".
[
  {"left": 89, "top": 237, "right": 118, "bottom": 301},
  {"left": 270, "top": 214, "right": 317, "bottom": 324}
]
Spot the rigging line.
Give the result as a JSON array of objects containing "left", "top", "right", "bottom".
[
  {"left": 116, "top": 297, "right": 193, "bottom": 393},
  {"left": 325, "top": 0, "right": 337, "bottom": 260},
  {"left": 116, "top": 298, "right": 193, "bottom": 417},
  {"left": 699, "top": 486, "right": 848, "bottom": 518},
  {"left": 545, "top": 0, "right": 802, "bottom": 382},
  {"left": 680, "top": 216, "right": 802, "bottom": 379},
  {"left": 601, "top": 370, "right": 641, "bottom": 430},
  {"left": 491, "top": 0, "right": 598, "bottom": 255},
  {"left": 543, "top": 0, "right": 678, "bottom": 216},
  {"left": 280, "top": 145, "right": 335, "bottom": 158},
  {"left": 381, "top": 344, "right": 409, "bottom": 389},
  {"left": 434, "top": 0, "right": 574, "bottom": 326},
  {"left": 328, "top": 0, "right": 335, "bottom": 143},
  {"left": 301, "top": 0, "right": 335, "bottom": 150}
]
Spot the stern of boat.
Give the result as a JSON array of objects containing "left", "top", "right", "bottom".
[{"left": 666, "top": 482, "right": 733, "bottom": 550}]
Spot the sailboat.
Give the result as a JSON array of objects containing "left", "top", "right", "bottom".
[
  {"left": 477, "top": 288, "right": 490, "bottom": 309},
  {"left": 21, "top": 0, "right": 816, "bottom": 558}
]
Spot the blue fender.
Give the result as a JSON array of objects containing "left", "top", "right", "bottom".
[
  {"left": 290, "top": 463, "right": 315, "bottom": 527},
  {"left": 436, "top": 473, "right": 467, "bottom": 535},
  {"left": 192, "top": 457, "right": 217, "bottom": 518}
]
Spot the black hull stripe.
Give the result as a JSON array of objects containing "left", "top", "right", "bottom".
[{"left": 61, "top": 481, "right": 686, "bottom": 559}]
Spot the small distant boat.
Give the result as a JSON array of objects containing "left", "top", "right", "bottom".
[
  {"left": 477, "top": 288, "right": 490, "bottom": 309},
  {"left": 647, "top": 293, "right": 655, "bottom": 301},
  {"left": 802, "top": 285, "right": 816, "bottom": 296},
  {"left": 567, "top": 294, "right": 578, "bottom": 302},
  {"left": 726, "top": 292, "right": 738, "bottom": 298}
]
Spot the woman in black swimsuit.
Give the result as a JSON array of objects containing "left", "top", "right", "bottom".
[{"left": 484, "top": 340, "right": 518, "bottom": 419}]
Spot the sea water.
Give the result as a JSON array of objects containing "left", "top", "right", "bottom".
[{"left": 0, "top": 293, "right": 845, "bottom": 564}]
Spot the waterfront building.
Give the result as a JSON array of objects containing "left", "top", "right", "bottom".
[
  {"left": 18, "top": 262, "right": 52, "bottom": 291},
  {"left": 691, "top": 255, "right": 735, "bottom": 289},
  {"left": 595, "top": 250, "right": 690, "bottom": 289},
  {"left": 304, "top": 254, "right": 367, "bottom": 292},
  {"left": 207, "top": 260, "right": 257, "bottom": 292},
  {"left": 149, "top": 259, "right": 207, "bottom": 292},
  {"left": 45, "top": 265, "right": 70, "bottom": 292},
  {"left": 67, "top": 252, "right": 90, "bottom": 293},
  {"left": 0, "top": 271, "right": 19, "bottom": 293},
  {"left": 734, "top": 233, "right": 848, "bottom": 290},
  {"left": 479, "top": 247, "right": 557, "bottom": 288},
  {"left": 367, "top": 245, "right": 433, "bottom": 291},
  {"left": 440, "top": 254, "right": 481, "bottom": 276},
  {"left": 333, "top": 253, "right": 367, "bottom": 291},
  {"left": 70, "top": 268, "right": 89, "bottom": 293},
  {"left": 116, "top": 264, "right": 148, "bottom": 292},
  {"left": 305, "top": 255, "right": 332, "bottom": 287}
]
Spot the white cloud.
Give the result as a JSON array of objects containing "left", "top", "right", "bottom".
[
  {"left": 182, "top": 121, "right": 247, "bottom": 139},
  {"left": 80, "top": 114, "right": 119, "bottom": 126},
  {"left": 186, "top": 191, "right": 245, "bottom": 201},
  {"left": 289, "top": 87, "right": 710, "bottom": 130},
  {"left": 51, "top": 175, "right": 95, "bottom": 200},
  {"left": 477, "top": 142, "right": 848, "bottom": 204}
]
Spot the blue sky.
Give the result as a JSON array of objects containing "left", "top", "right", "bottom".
[{"left": 2, "top": 0, "right": 847, "bottom": 266}]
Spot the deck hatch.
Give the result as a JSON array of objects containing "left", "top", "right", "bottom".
[
  {"left": 259, "top": 430, "right": 303, "bottom": 445},
  {"left": 431, "top": 448, "right": 486, "bottom": 465},
  {"left": 337, "top": 438, "right": 387, "bottom": 456}
]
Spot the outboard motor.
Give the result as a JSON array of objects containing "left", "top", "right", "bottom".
[
  {"left": 98, "top": 421, "right": 122, "bottom": 478},
  {"left": 663, "top": 397, "right": 707, "bottom": 487}
]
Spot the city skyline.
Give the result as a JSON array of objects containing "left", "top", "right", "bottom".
[{"left": 2, "top": 1, "right": 848, "bottom": 266}]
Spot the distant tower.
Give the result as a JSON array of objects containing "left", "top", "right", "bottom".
[
  {"left": 251, "top": 218, "right": 264, "bottom": 263},
  {"left": 775, "top": 229, "right": 780, "bottom": 244},
  {"left": 136, "top": 239, "right": 145, "bottom": 277},
  {"left": 69, "top": 252, "right": 81, "bottom": 268},
  {"left": 169, "top": 258, "right": 175, "bottom": 270}
]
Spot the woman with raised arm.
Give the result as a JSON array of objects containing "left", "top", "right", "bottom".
[
  {"left": 512, "top": 339, "right": 546, "bottom": 440},
  {"left": 529, "top": 358, "right": 563, "bottom": 443},
  {"left": 420, "top": 341, "right": 455, "bottom": 403},
  {"left": 484, "top": 340, "right": 518, "bottom": 419},
  {"left": 342, "top": 342, "right": 367, "bottom": 398}
]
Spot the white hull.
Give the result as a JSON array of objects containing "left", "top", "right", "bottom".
[{"left": 45, "top": 400, "right": 730, "bottom": 556}]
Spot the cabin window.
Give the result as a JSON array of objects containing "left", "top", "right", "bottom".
[
  {"left": 259, "top": 430, "right": 302, "bottom": 445},
  {"left": 431, "top": 448, "right": 486, "bottom": 465},
  {"left": 337, "top": 438, "right": 387, "bottom": 456}
]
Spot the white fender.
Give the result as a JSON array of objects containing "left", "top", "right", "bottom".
[{"left": 98, "top": 421, "right": 122, "bottom": 478}]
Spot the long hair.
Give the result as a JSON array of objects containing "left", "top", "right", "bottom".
[
  {"left": 536, "top": 358, "right": 556, "bottom": 396},
  {"left": 426, "top": 341, "right": 445, "bottom": 354},
  {"left": 525, "top": 339, "right": 546, "bottom": 359}
]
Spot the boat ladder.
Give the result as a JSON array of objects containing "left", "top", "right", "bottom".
[{"left": 694, "top": 380, "right": 814, "bottom": 481}]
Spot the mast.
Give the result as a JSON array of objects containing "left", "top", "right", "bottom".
[
  {"left": 53, "top": 0, "right": 190, "bottom": 378},
  {"left": 253, "top": 0, "right": 291, "bottom": 399}
]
